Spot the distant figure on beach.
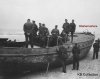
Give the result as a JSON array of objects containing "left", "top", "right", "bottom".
[
  {"left": 23, "top": 19, "right": 33, "bottom": 48},
  {"left": 93, "top": 40, "right": 99, "bottom": 59},
  {"left": 56, "top": 43, "right": 68, "bottom": 73},
  {"left": 70, "top": 19, "right": 76, "bottom": 43},
  {"left": 51, "top": 25, "right": 59, "bottom": 46},
  {"left": 72, "top": 43, "right": 80, "bottom": 70},
  {"left": 62, "top": 19, "right": 70, "bottom": 42}
]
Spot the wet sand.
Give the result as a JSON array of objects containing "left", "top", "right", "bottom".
[{"left": 1, "top": 47, "right": 100, "bottom": 79}]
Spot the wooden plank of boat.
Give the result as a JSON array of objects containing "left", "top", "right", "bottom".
[{"left": 0, "top": 33, "right": 95, "bottom": 74}]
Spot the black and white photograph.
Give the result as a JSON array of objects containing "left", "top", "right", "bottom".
[{"left": 0, "top": 0, "right": 100, "bottom": 79}]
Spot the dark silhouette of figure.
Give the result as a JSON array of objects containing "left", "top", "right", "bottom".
[
  {"left": 38, "top": 23, "right": 42, "bottom": 36},
  {"left": 23, "top": 19, "right": 33, "bottom": 48},
  {"left": 62, "top": 19, "right": 70, "bottom": 41},
  {"left": 51, "top": 25, "right": 59, "bottom": 46},
  {"left": 97, "top": 38, "right": 100, "bottom": 46},
  {"left": 32, "top": 20, "right": 38, "bottom": 36},
  {"left": 93, "top": 40, "right": 99, "bottom": 59},
  {"left": 32, "top": 20, "right": 38, "bottom": 47},
  {"left": 70, "top": 19, "right": 76, "bottom": 43},
  {"left": 41, "top": 24, "right": 49, "bottom": 47},
  {"left": 51, "top": 25, "right": 59, "bottom": 36},
  {"left": 72, "top": 43, "right": 80, "bottom": 70},
  {"left": 42, "top": 24, "right": 49, "bottom": 36},
  {"left": 61, "top": 30, "right": 67, "bottom": 43},
  {"left": 56, "top": 44, "right": 68, "bottom": 73},
  {"left": 38, "top": 23, "right": 49, "bottom": 47}
]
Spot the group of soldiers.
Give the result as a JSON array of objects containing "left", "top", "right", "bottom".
[
  {"left": 23, "top": 19, "right": 100, "bottom": 74},
  {"left": 23, "top": 18, "right": 78, "bottom": 73},
  {"left": 57, "top": 43, "right": 80, "bottom": 73},
  {"left": 23, "top": 19, "right": 49, "bottom": 48},
  {"left": 23, "top": 19, "right": 76, "bottom": 48},
  {"left": 57, "top": 39, "right": 100, "bottom": 73}
]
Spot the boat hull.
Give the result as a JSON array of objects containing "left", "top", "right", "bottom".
[{"left": 0, "top": 33, "right": 95, "bottom": 74}]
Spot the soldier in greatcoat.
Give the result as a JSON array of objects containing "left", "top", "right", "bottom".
[
  {"left": 51, "top": 25, "right": 60, "bottom": 46},
  {"left": 70, "top": 19, "right": 76, "bottom": 43},
  {"left": 56, "top": 44, "right": 68, "bottom": 73},
  {"left": 32, "top": 20, "right": 38, "bottom": 47},
  {"left": 23, "top": 19, "right": 33, "bottom": 48},
  {"left": 62, "top": 19, "right": 70, "bottom": 40},
  {"left": 72, "top": 43, "right": 80, "bottom": 70}
]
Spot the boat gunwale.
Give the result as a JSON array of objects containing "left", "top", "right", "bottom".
[
  {"left": 0, "top": 33, "right": 95, "bottom": 49},
  {"left": 0, "top": 39, "right": 94, "bottom": 57},
  {"left": 0, "top": 33, "right": 95, "bottom": 57}
]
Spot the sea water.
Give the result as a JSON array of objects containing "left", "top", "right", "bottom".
[{"left": 0, "top": 33, "right": 99, "bottom": 42}]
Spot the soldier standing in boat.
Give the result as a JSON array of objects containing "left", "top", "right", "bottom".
[
  {"left": 62, "top": 19, "right": 70, "bottom": 42},
  {"left": 70, "top": 19, "right": 76, "bottom": 43},
  {"left": 51, "top": 25, "right": 59, "bottom": 36},
  {"left": 72, "top": 43, "right": 80, "bottom": 70},
  {"left": 38, "top": 23, "right": 49, "bottom": 47},
  {"left": 61, "top": 30, "right": 67, "bottom": 43},
  {"left": 51, "top": 25, "right": 60, "bottom": 46},
  {"left": 38, "top": 23, "right": 42, "bottom": 36},
  {"left": 23, "top": 19, "right": 34, "bottom": 48},
  {"left": 32, "top": 20, "right": 38, "bottom": 47},
  {"left": 93, "top": 40, "right": 99, "bottom": 59},
  {"left": 42, "top": 24, "right": 49, "bottom": 47},
  {"left": 32, "top": 20, "right": 38, "bottom": 36},
  {"left": 56, "top": 43, "right": 68, "bottom": 73}
]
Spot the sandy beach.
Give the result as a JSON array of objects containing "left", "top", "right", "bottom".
[{"left": 16, "top": 47, "right": 99, "bottom": 79}]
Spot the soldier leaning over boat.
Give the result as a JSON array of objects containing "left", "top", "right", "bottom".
[
  {"left": 93, "top": 40, "right": 99, "bottom": 59},
  {"left": 23, "top": 19, "right": 34, "bottom": 48},
  {"left": 56, "top": 43, "right": 68, "bottom": 73},
  {"left": 72, "top": 43, "right": 80, "bottom": 70}
]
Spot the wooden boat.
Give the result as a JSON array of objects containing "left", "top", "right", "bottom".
[{"left": 0, "top": 32, "right": 95, "bottom": 74}]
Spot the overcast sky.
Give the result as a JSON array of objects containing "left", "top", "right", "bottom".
[{"left": 0, "top": 0, "right": 100, "bottom": 34}]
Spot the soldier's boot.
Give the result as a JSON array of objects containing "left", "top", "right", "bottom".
[
  {"left": 62, "top": 62, "right": 66, "bottom": 73},
  {"left": 93, "top": 52, "right": 96, "bottom": 59},
  {"left": 96, "top": 52, "right": 98, "bottom": 59},
  {"left": 76, "top": 63, "right": 79, "bottom": 70},
  {"left": 72, "top": 61, "right": 76, "bottom": 70},
  {"left": 25, "top": 43, "right": 28, "bottom": 48}
]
